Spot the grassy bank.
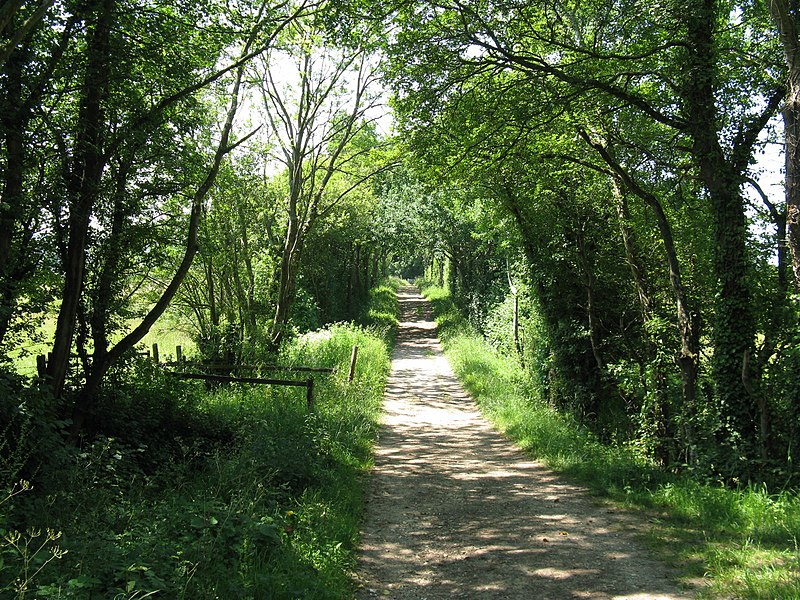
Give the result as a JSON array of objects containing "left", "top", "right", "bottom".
[
  {"left": 1, "top": 282, "right": 399, "bottom": 599},
  {"left": 422, "top": 283, "right": 800, "bottom": 599}
]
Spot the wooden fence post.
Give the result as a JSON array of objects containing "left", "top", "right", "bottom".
[
  {"left": 306, "top": 378, "right": 314, "bottom": 410},
  {"left": 348, "top": 345, "right": 359, "bottom": 382},
  {"left": 36, "top": 354, "right": 47, "bottom": 378},
  {"left": 152, "top": 343, "right": 159, "bottom": 364},
  {"left": 176, "top": 345, "right": 182, "bottom": 363}
]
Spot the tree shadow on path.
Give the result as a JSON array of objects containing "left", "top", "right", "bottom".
[{"left": 356, "top": 286, "right": 692, "bottom": 599}]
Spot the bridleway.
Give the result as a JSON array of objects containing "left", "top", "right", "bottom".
[{"left": 355, "top": 286, "right": 692, "bottom": 599}]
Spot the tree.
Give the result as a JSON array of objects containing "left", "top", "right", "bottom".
[
  {"left": 385, "top": 0, "right": 785, "bottom": 475},
  {"left": 250, "top": 26, "right": 388, "bottom": 346},
  {"left": 768, "top": 0, "right": 800, "bottom": 291},
  {"left": 0, "top": 0, "right": 77, "bottom": 349},
  {"left": 0, "top": 0, "right": 314, "bottom": 427},
  {"left": 175, "top": 154, "right": 279, "bottom": 361}
]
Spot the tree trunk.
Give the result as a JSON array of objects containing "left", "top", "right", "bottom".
[
  {"left": 48, "top": 0, "right": 115, "bottom": 398},
  {"left": 371, "top": 248, "right": 380, "bottom": 287},
  {"left": 0, "top": 30, "right": 27, "bottom": 345},
  {"left": 237, "top": 200, "right": 258, "bottom": 336},
  {"left": 363, "top": 247, "right": 372, "bottom": 291},
  {"left": 786, "top": 86, "right": 800, "bottom": 291},
  {"left": 355, "top": 244, "right": 363, "bottom": 298},
  {"left": 205, "top": 252, "right": 219, "bottom": 328},
  {"left": 776, "top": 203, "right": 789, "bottom": 293},
  {"left": 270, "top": 208, "right": 301, "bottom": 347},
  {"left": 574, "top": 220, "right": 604, "bottom": 371},
  {"left": 684, "top": 0, "right": 758, "bottom": 462},
  {"left": 89, "top": 159, "right": 131, "bottom": 364},
  {"left": 769, "top": 0, "right": 800, "bottom": 292},
  {"left": 506, "top": 261, "right": 521, "bottom": 362},
  {"left": 613, "top": 181, "right": 653, "bottom": 322}
]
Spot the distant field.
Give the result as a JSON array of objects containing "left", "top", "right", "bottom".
[
  {"left": 137, "top": 320, "right": 195, "bottom": 362},
  {"left": 8, "top": 315, "right": 56, "bottom": 377},
  {"left": 9, "top": 313, "right": 195, "bottom": 377}
]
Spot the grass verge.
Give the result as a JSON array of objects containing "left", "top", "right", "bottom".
[
  {"left": 422, "top": 283, "right": 800, "bottom": 599},
  {"left": 1, "top": 283, "right": 398, "bottom": 599}
]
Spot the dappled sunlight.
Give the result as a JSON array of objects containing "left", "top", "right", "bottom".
[{"left": 356, "top": 286, "right": 690, "bottom": 599}]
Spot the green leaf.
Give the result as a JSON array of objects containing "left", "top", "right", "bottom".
[
  {"left": 67, "top": 575, "right": 101, "bottom": 589},
  {"left": 190, "top": 516, "right": 207, "bottom": 529}
]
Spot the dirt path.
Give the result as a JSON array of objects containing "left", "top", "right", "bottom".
[{"left": 355, "top": 286, "right": 693, "bottom": 599}]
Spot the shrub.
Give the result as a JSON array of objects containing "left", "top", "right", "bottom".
[{"left": 0, "top": 284, "right": 396, "bottom": 598}]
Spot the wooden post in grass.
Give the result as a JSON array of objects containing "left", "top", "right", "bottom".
[
  {"left": 306, "top": 378, "right": 314, "bottom": 410},
  {"left": 176, "top": 345, "right": 183, "bottom": 363},
  {"left": 36, "top": 354, "right": 47, "bottom": 378},
  {"left": 152, "top": 343, "right": 159, "bottom": 364},
  {"left": 348, "top": 345, "right": 359, "bottom": 382}
]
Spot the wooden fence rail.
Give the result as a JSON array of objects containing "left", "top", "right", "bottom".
[
  {"left": 168, "top": 372, "right": 315, "bottom": 409},
  {"left": 36, "top": 342, "right": 359, "bottom": 410},
  {"left": 162, "top": 362, "right": 335, "bottom": 374}
]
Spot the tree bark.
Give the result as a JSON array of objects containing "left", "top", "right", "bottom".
[
  {"left": 683, "top": 0, "right": 759, "bottom": 459},
  {"left": 769, "top": 0, "right": 800, "bottom": 292},
  {"left": 573, "top": 218, "right": 604, "bottom": 371},
  {"left": 236, "top": 199, "right": 258, "bottom": 336},
  {"left": 613, "top": 181, "right": 653, "bottom": 323},
  {"left": 506, "top": 262, "right": 525, "bottom": 367},
  {"left": 270, "top": 173, "right": 303, "bottom": 347},
  {"left": 86, "top": 157, "right": 131, "bottom": 380},
  {"left": 371, "top": 247, "right": 380, "bottom": 288},
  {"left": 48, "top": 0, "right": 115, "bottom": 398}
]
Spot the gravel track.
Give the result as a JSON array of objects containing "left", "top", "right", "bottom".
[{"left": 355, "top": 286, "right": 693, "bottom": 599}]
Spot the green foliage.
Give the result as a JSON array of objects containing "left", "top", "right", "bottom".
[
  {"left": 0, "top": 369, "right": 73, "bottom": 490},
  {"left": 288, "top": 287, "right": 322, "bottom": 336},
  {"left": 383, "top": 0, "right": 794, "bottom": 484},
  {"left": 424, "top": 284, "right": 800, "bottom": 598},
  {"left": 0, "top": 284, "right": 395, "bottom": 598}
]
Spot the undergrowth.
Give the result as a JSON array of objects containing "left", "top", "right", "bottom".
[
  {"left": 0, "top": 282, "right": 398, "bottom": 599},
  {"left": 421, "top": 283, "right": 800, "bottom": 599}
]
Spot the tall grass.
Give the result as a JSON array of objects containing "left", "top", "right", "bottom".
[
  {"left": 423, "top": 283, "right": 800, "bottom": 599},
  {"left": 1, "top": 285, "right": 397, "bottom": 599}
]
